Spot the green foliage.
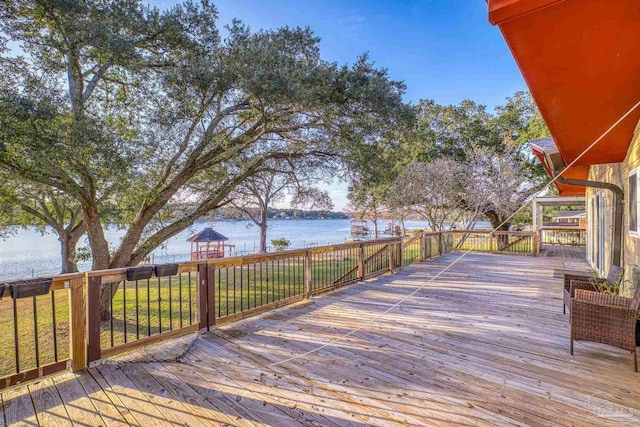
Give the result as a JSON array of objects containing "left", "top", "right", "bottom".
[
  {"left": 588, "top": 269, "right": 621, "bottom": 295},
  {"left": 347, "top": 90, "right": 551, "bottom": 230},
  {"left": 271, "top": 238, "right": 291, "bottom": 252},
  {"left": 0, "top": 0, "right": 409, "bottom": 278},
  {"left": 512, "top": 204, "right": 533, "bottom": 226}
]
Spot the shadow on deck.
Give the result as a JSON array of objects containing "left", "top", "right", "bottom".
[{"left": 3, "top": 252, "right": 639, "bottom": 426}]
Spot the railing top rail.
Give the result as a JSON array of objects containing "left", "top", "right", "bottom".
[
  {"left": 422, "top": 231, "right": 446, "bottom": 237},
  {"left": 3, "top": 228, "right": 549, "bottom": 286},
  {"left": 540, "top": 226, "right": 586, "bottom": 231},
  {"left": 1, "top": 236, "right": 405, "bottom": 285},
  {"left": 450, "top": 229, "right": 535, "bottom": 236}
]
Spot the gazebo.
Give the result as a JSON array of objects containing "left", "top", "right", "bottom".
[{"left": 187, "top": 227, "right": 229, "bottom": 260}]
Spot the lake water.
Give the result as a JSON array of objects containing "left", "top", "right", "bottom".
[{"left": 0, "top": 219, "right": 468, "bottom": 281}]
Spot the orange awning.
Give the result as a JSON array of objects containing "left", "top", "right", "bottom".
[{"left": 488, "top": 0, "right": 640, "bottom": 166}]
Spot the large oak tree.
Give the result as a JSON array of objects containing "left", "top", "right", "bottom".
[{"left": 0, "top": 0, "right": 410, "bottom": 317}]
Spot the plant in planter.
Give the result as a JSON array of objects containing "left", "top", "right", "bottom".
[
  {"left": 587, "top": 268, "right": 623, "bottom": 295},
  {"left": 271, "top": 238, "right": 291, "bottom": 252}
]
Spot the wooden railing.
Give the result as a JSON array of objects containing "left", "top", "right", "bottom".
[
  {"left": 0, "top": 234, "right": 437, "bottom": 389},
  {"left": 450, "top": 229, "right": 538, "bottom": 255},
  {"left": 540, "top": 227, "right": 586, "bottom": 246},
  {"left": 0, "top": 228, "right": 538, "bottom": 389}
]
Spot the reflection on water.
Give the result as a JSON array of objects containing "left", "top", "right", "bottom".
[{"left": 0, "top": 219, "right": 443, "bottom": 281}]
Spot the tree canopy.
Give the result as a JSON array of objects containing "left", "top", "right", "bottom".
[
  {"left": 347, "top": 91, "right": 550, "bottom": 231},
  {"left": 0, "top": 0, "right": 410, "bottom": 272}
]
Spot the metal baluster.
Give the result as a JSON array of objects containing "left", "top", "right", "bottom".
[
  {"left": 147, "top": 279, "right": 151, "bottom": 336},
  {"left": 239, "top": 265, "right": 243, "bottom": 312},
  {"left": 33, "top": 296, "right": 39, "bottom": 367},
  {"left": 51, "top": 291, "right": 58, "bottom": 362},
  {"left": 226, "top": 267, "right": 230, "bottom": 317},
  {"left": 260, "top": 262, "right": 264, "bottom": 307},
  {"left": 136, "top": 280, "right": 140, "bottom": 340},
  {"left": 110, "top": 283, "right": 114, "bottom": 347},
  {"left": 13, "top": 298, "right": 19, "bottom": 373},
  {"left": 168, "top": 276, "right": 173, "bottom": 330},
  {"left": 188, "top": 272, "right": 192, "bottom": 325},
  {"left": 233, "top": 266, "right": 237, "bottom": 314},
  {"left": 178, "top": 274, "right": 183, "bottom": 329},
  {"left": 157, "top": 276, "right": 161, "bottom": 334},
  {"left": 123, "top": 280, "right": 127, "bottom": 343}
]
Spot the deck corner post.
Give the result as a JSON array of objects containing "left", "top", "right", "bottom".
[
  {"left": 197, "top": 263, "right": 210, "bottom": 331},
  {"left": 489, "top": 233, "right": 495, "bottom": 254},
  {"left": 533, "top": 231, "right": 540, "bottom": 256},
  {"left": 207, "top": 264, "right": 216, "bottom": 328},
  {"left": 399, "top": 239, "right": 405, "bottom": 267},
  {"left": 86, "top": 274, "right": 102, "bottom": 364},
  {"left": 358, "top": 244, "right": 365, "bottom": 281},
  {"left": 304, "top": 250, "right": 313, "bottom": 299},
  {"left": 387, "top": 243, "right": 393, "bottom": 272},
  {"left": 69, "top": 276, "right": 86, "bottom": 371}
]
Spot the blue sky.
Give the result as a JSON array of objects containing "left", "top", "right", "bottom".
[{"left": 152, "top": 0, "right": 526, "bottom": 209}]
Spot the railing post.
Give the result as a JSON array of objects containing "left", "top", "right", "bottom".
[
  {"left": 399, "top": 239, "right": 405, "bottom": 267},
  {"left": 420, "top": 232, "right": 426, "bottom": 261},
  {"left": 387, "top": 243, "right": 393, "bottom": 272},
  {"left": 207, "top": 264, "right": 216, "bottom": 328},
  {"left": 358, "top": 243, "right": 365, "bottom": 280},
  {"left": 438, "top": 232, "right": 443, "bottom": 256},
  {"left": 489, "top": 233, "right": 495, "bottom": 254},
  {"left": 533, "top": 231, "right": 540, "bottom": 256},
  {"left": 69, "top": 276, "right": 86, "bottom": 371},
  {"left": 86, "top": 274, "right": 101, "bottom": 365},
  {"left": 197, "top": 263, "right": 210, "bottom": 331},
  {"left": 305, "top": 250, "right": 313, "bottom": 298}
]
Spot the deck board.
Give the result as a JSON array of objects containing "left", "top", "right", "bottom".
[{"left": 2, "top": 252, "right": 640, "bottom": 426}]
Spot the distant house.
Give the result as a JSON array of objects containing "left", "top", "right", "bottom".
[
  {"left": 551, "top": 211, "right": 586, "bottom": 227},
  {"left": 489, "top": 0, "right": 640, "bottom": 282}
]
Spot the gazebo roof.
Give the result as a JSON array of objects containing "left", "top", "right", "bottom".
[{"left": 187, "top": 227, "right": 229, "bottom": 242}]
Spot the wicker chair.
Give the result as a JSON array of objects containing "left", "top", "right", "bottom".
[
  {"left": 563, "top": 265, "right": 623, "bottom": 314},
  {"left": 570, "top": 286, "right": 640, "bottom": 371}
]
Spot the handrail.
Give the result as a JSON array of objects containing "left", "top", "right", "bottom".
[{"left": 0, "top": 229, "right": 540, "bottom": 388}]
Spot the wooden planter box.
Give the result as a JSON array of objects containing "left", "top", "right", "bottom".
[
  {"left": 154, "top": 263, "right": 178, "bottom": 278},
  {"left": 8, "top": 278, "right": 52, "bottom": 299},
  {"left": 125, "top": 266, "right": 154, "bottom": 281}
]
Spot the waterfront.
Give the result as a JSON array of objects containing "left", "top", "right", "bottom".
[{"left": 0, "top": 219, "right": 450, "bottom": 280}]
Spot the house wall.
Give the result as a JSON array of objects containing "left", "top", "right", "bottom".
[{"left": 586, "top": 120, "right": 640, "bottom": 291}]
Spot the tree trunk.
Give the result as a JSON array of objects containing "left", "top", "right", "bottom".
[
  {"left": 372, "top": 218, "right": 379, "bottom": 239},
  {"left": 59, "top": 233, "right": 80, "bottom": 273},
  {"left": 81, "top": 205, "right": 113, "bottom": 320},
  {"left": 259, "top": 209, "right": 268, "bottom": 253},
  {"left": 485, "top": 209, "right": 511, "bottom": 249},
  {"left": 83, "top": 207, "right": 111, "bottom": 270}
]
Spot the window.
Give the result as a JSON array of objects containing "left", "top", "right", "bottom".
[{"left": 629, "top": 168, "right": 640, "bottom": 237}]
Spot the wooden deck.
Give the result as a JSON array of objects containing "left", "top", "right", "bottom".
[
  {"left": 540, "top": 244, "right": 586, "bottom": 260},
  {"left": 3, "top": 252, "right": 640, "bottom": 426}
]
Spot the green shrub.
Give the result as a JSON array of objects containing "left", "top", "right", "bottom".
[{"left": 271, "top": 238, "right": 291, "bottom": 252}]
